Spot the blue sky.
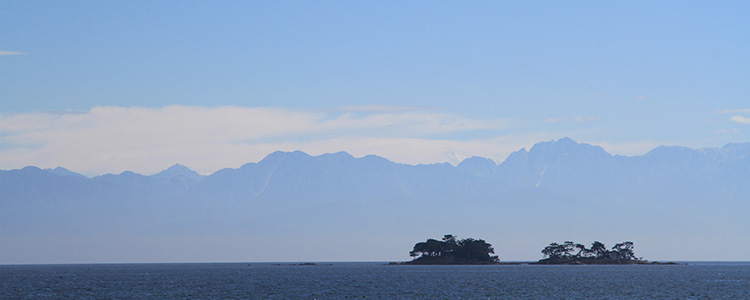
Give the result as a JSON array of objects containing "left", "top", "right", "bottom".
[{"left": 2, "top": 1, "right": 749, "bottom": 175}]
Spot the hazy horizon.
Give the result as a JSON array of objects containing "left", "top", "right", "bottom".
[
  {"left": 3, "top": 2, "right": 750, "bottom": 264},
  {"left": 4, "top": 137, "right": 750, "bottom": 264}
]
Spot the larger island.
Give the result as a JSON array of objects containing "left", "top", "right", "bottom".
[{"left": 404, "top": 234, "right": 500, "bottom": 265}]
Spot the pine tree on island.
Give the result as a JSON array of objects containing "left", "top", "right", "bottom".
[
  {"left": 535, "top": 241, "right": 654, "bottom": 264},
  {"left": 406, "top": 234, "right": 500, "bottom": 265}
]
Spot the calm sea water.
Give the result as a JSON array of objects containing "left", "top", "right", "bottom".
[{"left": 2, "top": 262, "right": 749, "bottom": 299}]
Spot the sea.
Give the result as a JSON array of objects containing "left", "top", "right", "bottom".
[{"left": 1, "top": 262, "right": 749, "bottom": 299}]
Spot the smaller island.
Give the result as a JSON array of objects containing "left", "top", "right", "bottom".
[
  {"left": 533, "top": 241, "right": 674, "bottom": 265},
  {"left": 403, "top": 234, "right": 502, "bottom": 265}
]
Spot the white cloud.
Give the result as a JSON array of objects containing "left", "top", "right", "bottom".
[
  {"left": 0, "top": 106, "right": 517, "bottom": 175},
  {"left": 0, "top": 51, "right": 26, "bottom": 56},
  {"left": 730, "top": 115, "right": 750, "bottom": 124},
  {"left": 713, "top": 109, "right": 750, "bottom": 125},
  {"left": 545, "top": 117, "right": 567, "bottom": 123}
]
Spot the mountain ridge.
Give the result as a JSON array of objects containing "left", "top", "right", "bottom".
[
  {"left": 3, "top": 137, "right": 750, "bottom": 263},
  {"left": 8, "top": 138, "right": 750, "bottom": 180}
]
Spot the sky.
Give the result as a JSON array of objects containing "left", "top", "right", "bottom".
[{"left": 2, "top": 1, "right": 750, "bottom": 176}]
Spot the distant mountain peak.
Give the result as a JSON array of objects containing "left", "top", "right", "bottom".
[
  {"left": 320, "top": 151, "right": 355, "bottom": 160},
  {"left": 644, "top": 145, "right": 696, "bottom": 158},
  {"left": 334, "top": 151, "right": 355, "bottom": 157},
  {"left": 458, "top": 156, "right": 496, "bottom": 168},
  {"left": 526, "top": 138, "right": 609, "bottom": 158},
  {"left": 152, "top": 164, "right": 204, "bottom": 182},
  {"left": 18, "top": 166, "right": 44, "bottom": 174},
  {"left": 457, "top": 156, "right": 497, "bottom": 177},
  {"left": 261, "top": 150, "right": 312, "bottom": 162},
  {"left": 528, "top": 138, "right": 572, "bottom": 152},
  {"left": 557, "top": 137, "right": 577, "bottom": 144},
  {"left": 260, "top": 150, "right": 369, "bottom": 166},
  {"left": 44, "top": 166, "right": 88, "bottom": 178}
]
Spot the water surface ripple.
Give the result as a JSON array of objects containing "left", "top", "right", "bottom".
[{"left": 2, "top": 262, "right": 749, "bottom": 299}]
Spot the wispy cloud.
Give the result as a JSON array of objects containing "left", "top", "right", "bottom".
[
  {"left": 545, "top": 117, "right": 567, "bottom": 123},
  {"left": 1, "top": 106, "right": 685, "bottom": 176},
  {"left": 713, "top": 109, "right": 750, "bottom": 125},
  {"left": 716, "top": 108, "right": 750, "bottom": 114},
  {"left": 328, "top": 105, "right": 436, "bottom": 113},
  {"left": 0, "top": 51, "right": 26, "bottom": 56},
  {"left": 0, "top": 106, "right": 517, "bottom": 175},
  {"left": 44, "top": 110, "right": 88, "bottom": 116},
  {"left": 545, "top": 116, "right": 597, "bottom": 124},
  {"left": 730, "top": 116, "right": 750, "bottom": 124},
  {"left": 574, "top": 116, "right": 598, "bottom": 122},
  {"left": 712, "top": 128, "right": 740, "bottom": 134}
]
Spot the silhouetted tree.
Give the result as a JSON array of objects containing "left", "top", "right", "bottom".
[
  {"left": 590, "top": 241, "right": 607, "bottom": 258},
  {"left": 542, "top": 242, "right": 569, "bottom": 259},
  {"left": 562, "top": 241, "right": 576, "bottom": 258},
  {"left": 456, "top": 238, "right": 495, "bottom": 261},
  {"left": 612, "top": 241, "right": 636, "bottom": 260},
  {"left": 409, "top": 234, "right": 499, "bottom": 264},
  {"left": 442, "top": 234, "right": 458, "bottom": 254},
  {"left": 574, "top": 243, "right": 588, "bottom": 258},
  {"left": 538, "top": 240, "right": 641, "bottom": 264}
]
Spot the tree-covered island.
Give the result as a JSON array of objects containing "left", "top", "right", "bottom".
[
  {"left": 533, "top": 241, "right": 671, "bottom": 264},
  {"left": 404, "top": 234, "right": 501, "bottom": 265},
  {"left": 392, "top": 237, "right": 676, "bottom": 265}
]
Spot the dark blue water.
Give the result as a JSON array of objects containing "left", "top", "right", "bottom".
[{"left": 2, "top": 262, "right": 749, "bottom": 299}]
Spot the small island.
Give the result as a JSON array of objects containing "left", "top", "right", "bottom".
[
  {"left": 533, "top": 241, "right": 673, "bottom": 265},
  {"left": 402, "top": 234, "right": 501, "bottom": 265}
]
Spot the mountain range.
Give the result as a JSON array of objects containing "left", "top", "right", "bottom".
[{"left": 2, "top": 137, "right": 749, "bottom": 263}]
